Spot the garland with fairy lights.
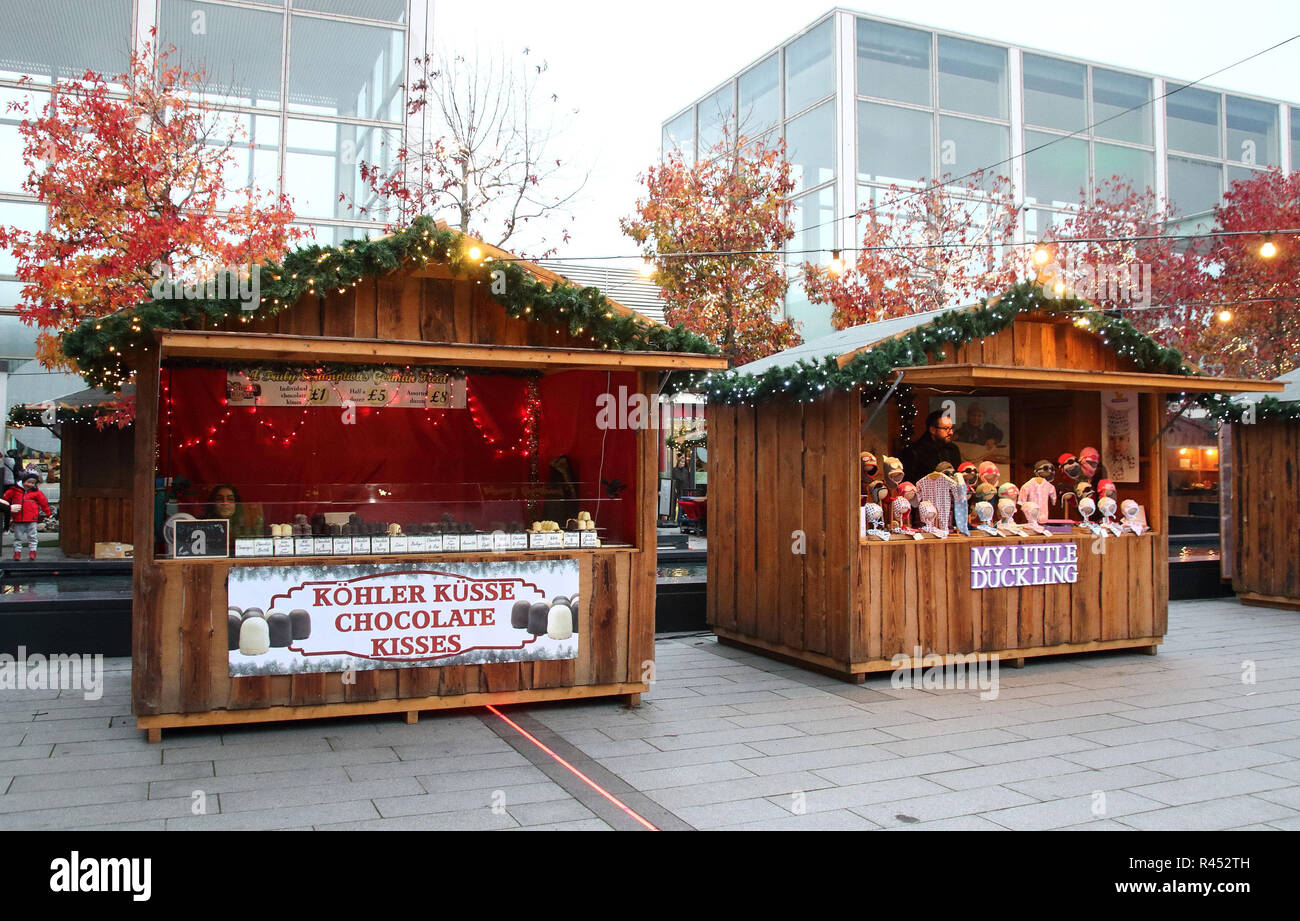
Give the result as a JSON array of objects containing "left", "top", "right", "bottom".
[
  {"left": 6, "top": 404, "right": 132, "bottom": 428},
  {"left": 700, "top": 281, "right": 1193, "bottom": 406},
  {"left": 61, "top": 215, "right": 717, "bottom": 392}
]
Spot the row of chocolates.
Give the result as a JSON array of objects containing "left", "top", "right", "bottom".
[
  {"left": 228, "top": 606, "right": 312, "bottom": 655},
  {"left": 509, "top": 595, "right": 580, "bottom": 641}
]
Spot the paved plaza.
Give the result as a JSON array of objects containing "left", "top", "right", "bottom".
[{"left": 1, "top": 596, "right": 1297, "bottom": 831}]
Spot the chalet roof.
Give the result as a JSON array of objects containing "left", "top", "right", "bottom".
[{"left": 736, "top": 306, "right": 952, "bottom": 376}]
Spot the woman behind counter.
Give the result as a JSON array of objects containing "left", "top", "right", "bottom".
[{"left": 203, "top": 483, "right": 263, "bottom": 538}]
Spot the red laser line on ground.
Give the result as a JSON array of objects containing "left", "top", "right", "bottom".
[{"left": 486, "top": 704, "right": 659, "bottom": 831}]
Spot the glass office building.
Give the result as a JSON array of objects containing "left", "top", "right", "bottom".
[
  {"left": 0, "top": 0, "right": 430, "bottom": 450},
  {"left": 663, "top": 9, "right": 1298, "bottom": 341}
]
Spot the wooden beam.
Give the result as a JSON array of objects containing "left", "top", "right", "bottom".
[
  {"left": 136, "top": 681, "right": 649, "bottom": 737},
  {"left": 892, "top": 363, "right": 1283, "bottom": 394},
  {"left": 156, "top": 330, "right": 727, "bottom": 371}
]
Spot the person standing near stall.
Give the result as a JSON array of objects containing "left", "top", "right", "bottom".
[
  {"left": 3, "top": 470, "right": 51, "bottom": 561},
  {"left": 901, "top": 410, "right": 963, "bottom": 484}
]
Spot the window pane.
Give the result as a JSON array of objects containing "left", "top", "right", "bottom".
[
  {"left": 785, "top": 283, "right": 834, "bottom": 342},
  {"left": 1227, "top": 165, "right": 1265, "bottom": 188},
  {"left": 0, "top": 201, "right": 45, "bottom": 276},
  {"left": 788, "top": 184, "right": 836, "bottom": 341},
  {"left": 0, "top": 282, "right": 24, "bottom": 310},
  {"left": 1167, "top": 156, "right": 1221, "bottom": 220},
  {"left": 0, "top": 0, "right": 132, "bottom": 83},
  {"left": 1092, "top": 68, "right": 1152, "bottom": 145},
  {"left": 856, "top": 18, "right": 930, "bottom": 106},
  {"left": 1022, "top": 54, "right": 1085, "bottom": 132},
  {"left": 938, "top": 36, "right": 1007, "bottom": 119},
  {"left": 738, "top": 54, "right": 780, "bottom": 137},
  {"left": 0, "top": 312, "right": 39, "bottom": 358},
  {"left": 1293, "top": 107, "right": 1300, "bottom": 172},
  {"left": 697, "top": 84, "right": 735, "bottom": 155},
  {"left": 283, "top": 118, "right": 400, "bottom": 221},
  {"left": 1225, "top": 96, "right": 1278, "bottom": 167},
  {"left": 1023, "top": 208, "right": 1071, "bottom": 242},
  {"left": 785, "top": 18, "right": 834, "bottom": 115},
  {"left": 938, "top": 116, "right": 1009, "bottom": 187},
  {"left": 288, "top": 14, "right": 404, "bottom": 121},
  {"left": 663, "top": 110, "right": 694, "bottom": 163},
  {"left": 1024, "top": 130, "right": 1087, "bottom": 207},
  {"left": 1166, "top": 86, "right": 1221, "bottom": 157},
  {"left": 160, "top": 0, "right": 284, "bottom": 110},
  {"left": 1093, "top": 142, "right": 1154, "bottom": 193},
  {"left": 786, "top": 100, "right": 835, "bottom": 193},
  {"left": 858, "top": 102, "right": 931, "bottom": 186},
  {"left": 292, "top": 0, "right": 407, "bottom": 22},
  {"left": 211, "top": 114, "right": 282, "bottom": 209},
  {"left": 0, "top": 123, "right": 25, "bottom": 194}
]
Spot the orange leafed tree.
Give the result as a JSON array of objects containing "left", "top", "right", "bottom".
[
  {"left": 621, "top": 130, "right": 800, "bottom": 366},
  {"left": 804, "top": 172, "right": 1021, "bottom": 328},
  {"left": 0, "top": 36, "right": 300, "bottom": 376}
]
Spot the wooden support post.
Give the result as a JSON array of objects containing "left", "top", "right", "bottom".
[
  {"left": 1010, "top": 657, "right": 1026, "bottom": 669},
  {"left": 622, "top": 693, "right": 642, "bottom": 709},
  {"left": 1142, "top": 645, "right": 1159, "bottom": 656},
  {"left": 146, "top": 728, "right": 162, "bottom": 743},
  {"left": 405, "top": 711, "right": 419, "bottom": 724}
]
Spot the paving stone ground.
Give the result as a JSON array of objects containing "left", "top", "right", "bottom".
[{"left": 0, "top": 597, "right": 1296, "bottom": 830}]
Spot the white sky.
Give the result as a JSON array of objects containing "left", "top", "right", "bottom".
[{"left": 431, "top": 0, "right": 1300, "bottom": 262}]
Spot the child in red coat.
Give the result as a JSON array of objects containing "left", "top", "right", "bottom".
[{"left": 2, "top": 470, "right": 51, "bottom": 561}]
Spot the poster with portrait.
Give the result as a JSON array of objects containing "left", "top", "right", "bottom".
[
  {"left": 931, "top": 397, "right": 1011, "bottom": 466},
  {"left": 1100, "top": 391, "right": 1140, "bottom": 482}
]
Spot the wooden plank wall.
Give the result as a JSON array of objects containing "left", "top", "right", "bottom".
[
  {"left": 856, "top": 533, "right": 1164, "bottom": 663},
  {"left": 219, "top": 273, "right": 600, "bottom": 352},
  {"left": 706, "top": 392, "right": 856, "bottom": 663},
  {"left": 57, "top": 422, "right": 134, "bottom": 556},
  {"left": 1232, "top": 421, "right": 1300, "bottom": 601},
  {"left": 951, "top": 317, "right": 1136, "bottom": 374},
  {"left": 134, "top": 550, "right": 639, "bottom": 717}
]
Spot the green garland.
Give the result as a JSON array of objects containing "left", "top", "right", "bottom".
[
  {"left": 1199, "top": 393, "right": 1300, "bottom": 423},
  {"left": 701, "top": 281, "right": 1191, "bottom": 405},
  {"left": 7, "top": 404, "right": 129, "bottom": 427},
  {"left": 61, "top": 215, "right": 716, "bottom": 392}
]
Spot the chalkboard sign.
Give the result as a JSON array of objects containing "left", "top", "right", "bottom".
[{"left": 173, "top": 519, "right": 230, "bottom": 559}]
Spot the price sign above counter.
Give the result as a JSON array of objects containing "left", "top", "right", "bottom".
[{"left": 226, "top": 368, "right": 466, "bottom": 410}]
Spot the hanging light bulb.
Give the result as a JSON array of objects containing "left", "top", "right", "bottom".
[
  {"left": 1033, "top": 246, "right": 1051, "bottom": 265},
  {"left": 1260, "top": 238, "right": 1277, "bottom": 259},
  {"left": 638, "top": 260, "right": 655, "bottom": 278},
  {"left": 828, "top": 250, "right": 845, "bottom": 275},
  {"left": 1218, "top": 309, "right": 1233, "bottom": 323},
  {"left": 467, "top": 246, "right": 483, "bottom": 261}
]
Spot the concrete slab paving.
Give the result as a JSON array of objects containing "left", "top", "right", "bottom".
[{"left": 0, "top": 596, "right": 1294, "bottom": 830}]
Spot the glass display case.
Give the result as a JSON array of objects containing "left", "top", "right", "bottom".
[{"left": 154, "top": 363, "right": 640, "bottom": 556}]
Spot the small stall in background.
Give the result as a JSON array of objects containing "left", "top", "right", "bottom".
[{"left": 1224, "top": 369, "right": 1300, "bottom": 610}]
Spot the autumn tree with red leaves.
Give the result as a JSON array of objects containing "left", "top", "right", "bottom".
[
  {"left": 621, "top": 131, "right": 800, "bottom": 366},
  {"left": 1193, "top": 169, "right": 1300, "bottom": 378},
  {"left": 804, "top": 172, "right": 1020, "bottom": 328},
  {"left": 1033, "top": 177, "right": 1210, "bottom": 359},
  {"left": 0, "top": 37, "right": 299, "bottom": 375}
]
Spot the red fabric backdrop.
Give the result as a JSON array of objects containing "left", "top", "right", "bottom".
[{"left": 158, "top": 367, "right": 639, "bottom": 542}]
